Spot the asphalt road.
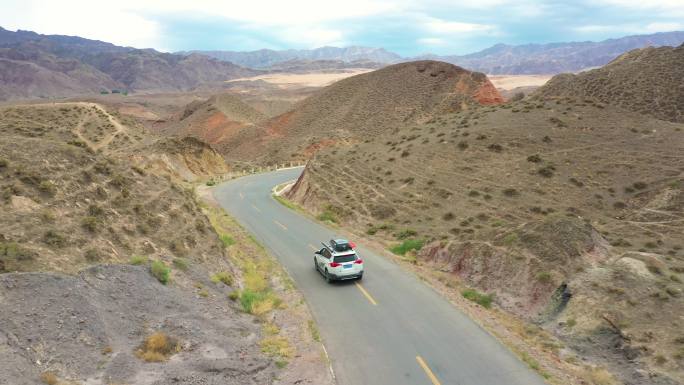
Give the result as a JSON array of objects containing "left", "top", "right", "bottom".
[{"left": 214, "top": 167, "right": 547, "bottom": 385}]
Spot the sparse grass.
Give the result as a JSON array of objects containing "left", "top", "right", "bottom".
[
  {"left": 173, "top": 258, "right": 189, "bottom": 271},
  {"left": 308, "top": 319, "right": 321, "bottom": 342},
  {"left": 390, "top": 239, "right": 424, "bottom": 256},
  {"left": 260, "top": 335, "right": 293, "bottom": 358},
  {"left": 150, "top": 260, "right": 170, "bottom": 284},
  {"left": 228, "top": 291, "right": 239, "bottom": 301},
  {"left": 211, "top": 271, "right": 233, "bottom": 286},
  {"left": 502, "top": 188, "right": 519, "bottom": 197},
  {"left": 462, "top": 288, "right": 493, "bottom": 308},
  {"left": 273, "top": 194, "right": 300, "bottom": 211},
  {"left": 130, "top": 255, "right": 148, "bottom": 265},
  {"left": 135, "top": 332, "right": 180, "bottom": 362}
]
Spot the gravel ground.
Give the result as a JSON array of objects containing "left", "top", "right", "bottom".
[{"left": 0, "top": 264, "right": 277, "bottom": 385}]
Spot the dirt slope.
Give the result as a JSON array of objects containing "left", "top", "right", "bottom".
[
  {"left": 220, "top": 60, "right": 504, "bottom": 164},
  {"left": 162, "top": 93, "right": 267, "bottom": 147},
  {"left": 287, "top": 97, "right": 684, "bottom": 384},
  {"left": 536, "top": 44, "right": 684, "bottom": 123}
]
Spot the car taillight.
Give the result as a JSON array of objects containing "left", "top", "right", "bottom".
[
  {"left": 329, "top": 262, "right": 341, "bottom": 267},
  {"left": 354, "top": 259, "right": 363, "bottom": 264}
]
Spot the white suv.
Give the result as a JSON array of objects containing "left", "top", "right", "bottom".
[{"left": 314, "top": 240, "right": 364, "bottom": 283}]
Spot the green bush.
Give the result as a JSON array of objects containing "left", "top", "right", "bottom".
[
  {"left": 150, "top": 261, "right": 170, "bottom": 284},
  {"left": 43, "top": 230, "right": 67, "bottom": 248},
  {"left": 211, "top": 271, "right": 233, "bottom": 286},
  {"left": 84, "top": 249, "right": 100, "bottom": 262},
  {"left": 228, "top": 291, "right": 239, "bottom": 301},
  {"left": 536, "top": 272, "right": 552, "bottom": 283},
  {"left": 462, "top": 289, "right": 493, "bottom": 308},
  {"left": 240, "top": 289, "right": 268, "bottom": 313},
  {"left": 206, "top": 180, "right": 216, "bottom": 186},
  {"left": 395, "top": 229, "right": 418, "bottom": 240},
  {"left": 390, "top": 239, "right": 424, "bottom": 256},
  {"left": 81, "top": 216, "right": 100, "bottom": 232},
  {"left": 220, "top": 234, "right": 235, "bottom": 247},
  {"left": 130, "top": 255, "right": 148, "bottom": 265},
  {"left": 317, "top": 210, "right": 337, "bottom": 223}
]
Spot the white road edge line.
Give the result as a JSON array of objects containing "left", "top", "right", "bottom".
[{"left": 321, "top": 344, "right": 336, "bottom": 382}]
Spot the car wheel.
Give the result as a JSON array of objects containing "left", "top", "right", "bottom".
[
  {"left": 325, "top": 269, "right": 333, "bottom": 284},
  {"left": 314, "top": 258, "right": 319, "bottom": 272},
  {"left": 357, "top": 273, "right": 363, "bottom": 281}
]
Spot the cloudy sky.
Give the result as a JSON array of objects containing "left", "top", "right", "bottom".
[{"left": 1, "top": 0, "right": 683, "bottom": 55}]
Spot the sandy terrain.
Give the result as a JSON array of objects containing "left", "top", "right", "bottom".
[
  {"left": 226, "top": 69, "right": 373, "bottom": 88},
  {"left": 488, "top": 74, "right": 552, "bottom": 90}
]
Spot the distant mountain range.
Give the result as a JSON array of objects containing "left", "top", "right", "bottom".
[
  {"left": 180, "top": 46, "right": 401, "bottom": 69},
  {"left": 186, "top": 31, "right": 684, "bottom": 74},
  {"left": 0, "top": 27, "right": 259, "bottom": 101},
  {"left": 425, "top": 31, "right": 684, "bottom": 74}
]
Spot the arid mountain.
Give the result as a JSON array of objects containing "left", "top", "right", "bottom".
[
  {"left": 427, "top": 31, "right": 684, "bottom": 74},
  {"left": 265, "top": 58, "right": 385, "bottom": 73},
  {"left": 285, "top": 56, "right": 684, "bottom": 384},
  {"left": 0, "top": 27, "right": 260, "bottom": 101},
  {"left": 536, "top": 44, "right": 684, "bottom": 123},
  {"left": 168, "top": 93, "right": 267, "bottom": 145},
  {"left": 183, "top": 46, "right": 401, "bottom": 68},
  {"left": 184, "top": 31, "right": 684, "bottom": 75},
  {"left": 221, "top": 60, "right": 504, "bottom": 163}
]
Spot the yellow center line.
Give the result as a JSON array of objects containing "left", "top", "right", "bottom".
[
  {"left": 251, "top": 204, "right": 261, "bottom": 212},
  {"left": 354, "top": 282, "right": 378, "bottom": 306},
  {"left": 416, "top": 356, "right": 442, "bottom": 385},
  {"left": 308, "top": 244, "right": 318, "bottom": 251},
  {"left": 273, "top": 220, "right": 287, "bottom": 231}
]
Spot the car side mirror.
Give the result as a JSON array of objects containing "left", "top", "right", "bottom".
[{"left": 315, "top": 250, "right": 321, "bottom": 255}]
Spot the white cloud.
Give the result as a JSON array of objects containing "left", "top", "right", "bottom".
[
  {"left": 574, "top": 22, "right": 684, "bottom": 35},
  {"left": 592, "top": 0, "right": 684, "bottom": 16},
  {"left": 0, "top": 0, "right": 163, "bottom": 49},
  {"left": 423, "top": 17, "right": 496, "bottom": 34}
]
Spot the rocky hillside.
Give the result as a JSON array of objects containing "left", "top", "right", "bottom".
[
  {"left": 536, "top": 44, "right": 684, "bottom": 123},
  {"left": 0, "top": 102, "right": 331, "bottom": 385},
  {"left": 221, "top": 60, "right": 504, "bottom": 164},
  {"left": 286, "top": 88, "right": 684, "bottom": 382},
  {"left": 0, "top": 103, "right": 223, "bottom": 273},
  {"left": 0, "top": 27, "right": 260, "bottom": 101}
]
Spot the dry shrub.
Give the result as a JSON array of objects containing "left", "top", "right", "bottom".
[
  {"left": 582, "top": 366, "right": 617, "bottom": 385},
  {"left": 40, "top": 372, "right": 58, "bottom": 385},
  {"left": 135, "top": 331, "right": 180, "bottom": 362}
]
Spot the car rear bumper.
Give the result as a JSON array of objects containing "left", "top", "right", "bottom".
[{"left": 329, "top": 271, "right": 363, "bottom": 280}]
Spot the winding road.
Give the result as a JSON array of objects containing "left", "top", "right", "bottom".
[{"left": 214, "top": 167, "right": 547, "bottom": 385}]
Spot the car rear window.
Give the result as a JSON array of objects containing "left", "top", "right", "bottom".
[{"left": 334, "top": 254, "right": 357, "bottom": 263}]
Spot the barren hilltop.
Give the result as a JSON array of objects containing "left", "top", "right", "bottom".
[{"left": 219, "top": 60, "right": 504, "bottom": 163}]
